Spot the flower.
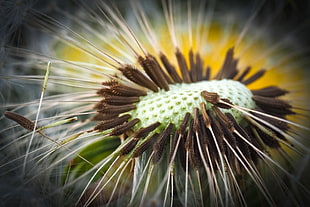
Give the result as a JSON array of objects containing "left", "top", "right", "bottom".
[{"left": 1, "top": 0, "right": 310, "bottom": 206}]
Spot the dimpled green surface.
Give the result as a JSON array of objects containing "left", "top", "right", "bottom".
[{"left": 128, "top": 79, "right": 255, "bottom": 131}]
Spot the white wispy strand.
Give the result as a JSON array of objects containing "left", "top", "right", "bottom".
[{"left": 23, "top": 61, "right": 50, "bottom": 176}]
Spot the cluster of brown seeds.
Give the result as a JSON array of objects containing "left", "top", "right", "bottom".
[
  {"left": 3, "top": 46, "right": 294, "bottom": 175},
  {"left": 3, "top": 46, "right": 295, "bottom": 205},
  {"left": 92, "top": 47, "right": 294, "bottom": 171}
]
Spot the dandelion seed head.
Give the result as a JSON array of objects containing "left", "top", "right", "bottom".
[{"left": 1, "top": 0, "right": 310, "bottom": 206}]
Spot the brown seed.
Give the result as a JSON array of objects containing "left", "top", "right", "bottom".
[
  {"left": 204, "top": 66, "right": 211, "bottom": 80},
  {"left": 168, "top": 131, "right": 180, "bottom": 163},
  {"left": 193, "top": 108, "right": 200, "bottom": 133},
  {"left": 197, "top": 115, "right": 209, "bottom": 146},
  {"left": 253, "top": 111, "right": 289, "bottom": 132},
  {"left": 132, "top": 133, "right": 159, "bottom": 158},
  {"left": 101, "top": 80, "right": 119, "bottom": 87},
  {"left": 97, "top": 103, "right": 136, "bottom": 114},
  {"left": 200, "top": 102, "right": 211, "bottom": 128},
  {"left": 102, "top": 96, "right": 140, "bottom": 105},
  {"left": 119, "top": 65, "right": 158, "bottom": 92},
  {"left": 175, "top": 48, "right": 191, "bottom": 83},
  {"left": 138, "top": 55, "right": 169, "bottom": 91},
  {"left": 217, "top": 98, "right": 233, "bottom": 109},
  {"left": 91, "top": 113, "right": 119, "bottom": 121},
  {"left": 237, "top": 66, "right": 251, "bottom": 81},
  {"left": 214, "top": 47, "right": 238, "bottom": 80},
  {"left": 194, "top": 53, "right": 204, "bottom": 82},
  {"left": 110, "top": 118, "right": 140, "bottom": 136},
  {"left": 176, "top": 131, "right": 187, "bottom": 169},
  {"left": 98, "top": 83, "right": 147, "bottom": 97},
  {"left": 120, "top": 138, "right": 139, "bottom": 155},
  {"left": 177, "top": 112, "right": 191, "bottom": 135},
  {"left": 242, "top": 69, "right": 266, "bottom": 85},
  {"left": 153, "top": 123, "right": 174, "bottom": 163},
  {"left": 201, "top": 91, "right": 220, "bottom": 105},
  {"left": 207, "top": 111, "right": 225, "bottom": 153},
  {"left": 150, "top": 54, "right": 173, "bottom": 85},
  {"left": 185, "top": 120, "right": 201, "bottom": 169},
  {"left": 4, "top": 111, "right": 35, "bottom": 131},
  {"left": 245, "top": 126, "right": 263, "bottom": 164},
  {"left": 255, "top": 127, "right": 281, "bottom": 148},
  {"left": 226, "top": 113, "right": 252, "bottom": 162},
  {"left": 159, "top": 52, "right": 182, "bottom": 83},
  {"left": 189, "top": 49, "right": 197, "bottom": 82},
  {"left": 94, "top": 114, "right": 131, "bottom": 132},
  {"left": 251, "top": 86, "right": 289, "bottom": 97},
  {"left": 133, "top": 122, "right": 161, "bottom": 139},
  {"left": 212, "top": 106, "right": 234, "bottom": 130},
  {"left": 252, "top": 95, "right": 294, "bottom": 116},
  {"left": 185, "top": 120, "right": 194, "bottom": 152}
]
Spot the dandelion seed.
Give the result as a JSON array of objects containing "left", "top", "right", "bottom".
[
  {"left": 1, "top": 0, "right": 310, "bottom": 207},
  {"left": 4, "top": 111, "right": 36, "bottom": 131}
]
